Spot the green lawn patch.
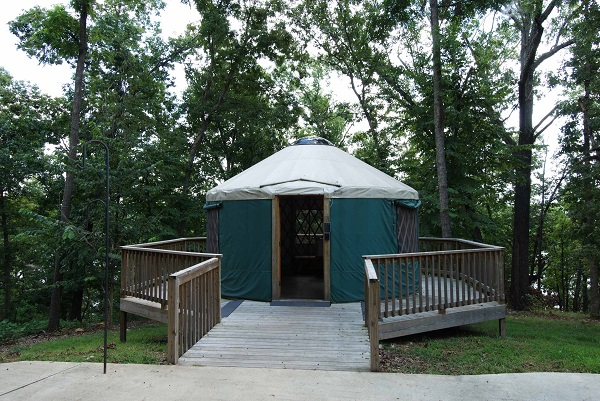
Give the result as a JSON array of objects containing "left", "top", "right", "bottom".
[
  {"left": 2, "top": 311, "right": 599, "bottom": 374},
  {"left": 0, "top": 322, "right": 168, "bottom": 365},
  {"left": 380, "top": 311, "right": 600, "bottom": 374}
]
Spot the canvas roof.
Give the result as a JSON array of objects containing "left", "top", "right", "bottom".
[{"left": 206, "top": 142, "right": 419, "bottom": 201}]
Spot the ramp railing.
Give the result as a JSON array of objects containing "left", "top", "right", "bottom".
[
  {"left": 120, "top": 238, "right": 222, "bottom": 364},
  {"left": 168, "top": 257, "right": 221, "bottom": 364}
]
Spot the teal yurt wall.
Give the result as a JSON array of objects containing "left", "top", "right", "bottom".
[{"left": 218, "top": 200, "right": 272, "bottom": 301}]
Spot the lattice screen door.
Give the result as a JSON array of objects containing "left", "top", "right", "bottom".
[{"left": 278, "top": 196, "right": 325, "bottom": 298}]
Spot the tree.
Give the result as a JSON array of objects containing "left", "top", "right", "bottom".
[
  {"left": 543, "top": 207, "right": 578, "bottom": 311},
  {"left": 556, "top": 0, "right": 600, "bottom": 317},
  {"left": 10, "top": 0, "right": 183, "bottom": 327},
  {"left": 0, "top": 69, "right": 56, "bottom": 320},
  {"left": 376, "top": 1, "right": 515, "bottom": 242},
  {"left": 296, "top": 64, "right": 356, "bottom": 148},
  {"left": 506, "top": 0, "right": 575, "bottom": 310},
  {"left": 429, "top": 0, "right": 452, "bottom": 238},
  {"left": 10, "top": 0, "right": 94, "bottom": 330},
  {"left": 291, "top": 0, "right": 400, "bottom": 175},
  {"left": 180, "top": 0, "right": 299, "bottom": 234},
  {"left": 72, "top": 0, "right": 180, "bottom": 323}
]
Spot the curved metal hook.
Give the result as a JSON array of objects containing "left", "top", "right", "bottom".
[{"left": 80, "top": 139, "right": 109, "bottom": 170}]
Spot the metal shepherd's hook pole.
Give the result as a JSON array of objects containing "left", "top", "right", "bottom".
[{"left": 81, "top": 140, "right": 110, "bottom": 374}]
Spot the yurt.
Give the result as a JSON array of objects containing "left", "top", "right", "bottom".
[{"left": 204, "top": 137, "right": 421, "bottom": 302}]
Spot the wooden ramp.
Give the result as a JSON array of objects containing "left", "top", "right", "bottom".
[{"left": 178, "top": 301, "right": 370, "bottom": 371}]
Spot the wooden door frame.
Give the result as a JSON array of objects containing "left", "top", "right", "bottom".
[
  {"left": 271, "top": 196, "right": 281, "bottom": 300},
  {"left": 271, "top": 195, "right": 331, "bottom": 301},
  {"left": 323, "top": 197, "right": 331, "bottom": 301}
]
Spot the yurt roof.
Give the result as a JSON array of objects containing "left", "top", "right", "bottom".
[{"left": 206, "top": 137, "right": 419, "bottom": 201}]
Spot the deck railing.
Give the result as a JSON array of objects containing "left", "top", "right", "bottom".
[
  {"left": 364, "top": 238, "right": 505, "bottom": 319},
  {"left": 364, "top": 238, "right": 505, "bottom": 371},
  {"left": 120, "top": 237, "right": 222, "bottom": 364},
  {"left": 168, "top": 257, "right": 221, "bottom": 364},
  {"left": 121, "top": 238, "right": 218, "bottom": 306}
]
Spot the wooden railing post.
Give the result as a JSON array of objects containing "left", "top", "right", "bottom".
[
  {"left": 364, "top": 259, "right": 380, "bottom": 372},
  {"left": 167, "top": 274, "right": 179, "bottom": 364}
]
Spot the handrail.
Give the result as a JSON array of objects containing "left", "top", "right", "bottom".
[
  {"left": 119, "top": 237, "right": 222, "bottom": 365},
  {"left": 168, "top": 257, "right": 221, "bottom": 364},
  {"left": 128, "top": 237, "right": 207, "bottom": 250},
  {"left": 364, "top": 247, "right": 503, "bottom": 259},
  {"left": 120, "top": 246, "right": 219, "bottom": 257}
]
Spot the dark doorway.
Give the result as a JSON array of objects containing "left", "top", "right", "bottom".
[{"left": 279, "top": 196, "right": 324, "bottom": 299}]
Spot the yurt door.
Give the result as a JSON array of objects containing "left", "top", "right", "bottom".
[{"left": 277, "top": 196, "right": 326, "bottom": 300}]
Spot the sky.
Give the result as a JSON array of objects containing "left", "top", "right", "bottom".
[{"left": 0, "top": 0, "right": 198, "bottom": 97}]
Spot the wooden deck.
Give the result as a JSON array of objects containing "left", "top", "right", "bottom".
[{"left": 178, "top": 301, "right": 371, "bottom": 371}]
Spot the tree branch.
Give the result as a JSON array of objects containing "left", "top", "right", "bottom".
[
  {"left": 540, "top": 0, "right": 560, "bottom": 23},
  {"left": 533, "top": 105, "right": 558, "bottom": 139},
  {"left": 534, "top": 39, "right": 575, "bottom": 70}
]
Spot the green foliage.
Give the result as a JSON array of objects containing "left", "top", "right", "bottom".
[
  {"left": 182, "top": 0, "right": 302, "bottom": 192},
  {"left": 0, "top": 319, "right": 48, "bottom": 343},
  {"left": 550, "top": 0, "right": 600, "bottom": 315},
  {"left": 296, "top": 67, "right": 356, "bottom": 148},
  {"left": 8, "top": 6, "right": 80, "bottom": 65}
]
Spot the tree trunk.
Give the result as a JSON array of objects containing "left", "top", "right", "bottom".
[
  {"left": 509, "top": 3, "right": 549, "bottom": 311},
  {"left": 1, "top": 188, "right": 12, "bottom": 320},
  {"left": 582, "top": 273, "right": 589, "bottom": 313},
  {"left": 573, "top": 264, "right": 582, "bottom": 312},
  {"left": 430, "top": 0, "right": 452, "bottom": 238},
  {"left": 511, "top": 137, "right": 534, "bottom": 310},
  {"left": 48, "top": 4, "right": 89, "bottom": 332},
  {"left": 590, "top": 260, "right": 598, "bottom": 318},
  {"left": 69, "top": 287, "right": 84, "bottom": 321}
]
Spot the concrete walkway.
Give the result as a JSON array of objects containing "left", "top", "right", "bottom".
[{"left": 1, "top": 361, "right": 598, "bottom": 401}]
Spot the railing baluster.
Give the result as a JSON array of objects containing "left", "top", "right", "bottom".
[
  {"left": 423, "top": 255, "right": 429, "bottom": 312},
  {"left": 478, "top": 252, "right": 484, "bottom": 303},
  {"left": 417, "top": 255, "right": 423, "bottom": 313},
  {"left": 384, "top": 258, "right": 389, "bottom": 318},
  {"left": 484, "top": 251, "right": 490, "bottom": 303},
  {"left": 436, "top": 253, "right": 442, "bottom": 311},
  {"left": 410, "top": 256, "right": 416, "bottom": 314},
  {"left": 391, "top": 257, "right": 396, "bottom": 317},
  {"left": 455, "top": 252, "right": 460, "bottom": 307},
  {"left": 398, "top": 258, "right": 403, "bottom": 316},
  {"left": 404, "top": 255, "right": 410, "bottom": 315}
]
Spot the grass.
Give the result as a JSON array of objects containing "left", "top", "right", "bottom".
[
  {"left": 0, "top": 321, "right": 168, "bottom": 365},
  {"left": 1, "top": 311, "right": 599, "bottom": 375},
  {"left": 380, "top": 311, "right": 600, "bottom": 374}
]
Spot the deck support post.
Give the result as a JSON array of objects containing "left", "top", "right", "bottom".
[
  {"left": 499, "top": 317, "right": 506, "bottom": 338},
  {"left": 120, "top": 311, "right": 127, "bottom": 342}
]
